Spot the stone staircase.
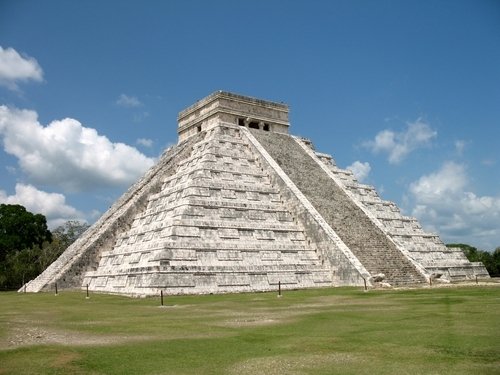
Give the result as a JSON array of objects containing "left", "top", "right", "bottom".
[{"left": 252, "top": 130, "right": 427, "bottom": 286}]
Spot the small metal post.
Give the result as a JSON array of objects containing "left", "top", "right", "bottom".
[
  {"left": 430, "top": 277, "right": 432, "bottom": 286},
  {"left": 475, "top": 275, "right": 478, "bottom": 285},
  {"left": 55, "top": 283, "right": 58, "bottom": 296},
  {"left": 160, "top": 290, "right": 164, "bottom": 306},
  {"left": 363, "top": 278, "right": 367, "bottom": 291},
  {"left": 86, "top": 284, "right": 90, "bottom": 299},
  {"left": 278, "top": 280, "right": 281, "bottom": 297}
]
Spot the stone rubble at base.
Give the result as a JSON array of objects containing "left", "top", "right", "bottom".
[{"left": 22, "top": 91, "right": 489, "bottom": 296}]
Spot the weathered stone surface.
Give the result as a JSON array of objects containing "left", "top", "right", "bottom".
[{"left": 22, "top": 91, "right": 489, "bottom": 296}]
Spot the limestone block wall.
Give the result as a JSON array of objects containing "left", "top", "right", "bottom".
[
  {"left": 22, "top": 134, "right": 203, "bottom": 292},
  {"left": 252, "top": 130, "right": 427, "bottom": 286},
  {"left": 178, "top": 91, "right": 289, "bottom": 142}
]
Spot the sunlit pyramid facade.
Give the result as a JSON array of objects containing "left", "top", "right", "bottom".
[{"left": 24, "top": 92, "right": 489, "bottom": 295}]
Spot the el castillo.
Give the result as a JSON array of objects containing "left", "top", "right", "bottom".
[{"left": 22, "top": 91, "right": 490, "bottom": 296}]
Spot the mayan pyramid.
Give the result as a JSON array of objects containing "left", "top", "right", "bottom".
[{"left": 23, "top": 91, "right": 489, "bottom": 295}]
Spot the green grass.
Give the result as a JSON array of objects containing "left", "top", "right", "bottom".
[{"left": 0, "top": 286, "right": 499, "bottom": 374}]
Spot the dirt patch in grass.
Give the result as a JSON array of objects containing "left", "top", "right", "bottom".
[
  {"left": 51, "top": 351, "right": 81, "bottom": 368},
  {"left": 220, "top": 316, "right": 279, "bottom": 327},
  {"left": 212, "top": 295, "right": 401, "bottom": 328},
  {"left": 0, "top": 321, "right": 152, "bottom": 349},
  {"left": 228, "top": 352, "right": 362, "bottom": 375},
  {"left": 212, "top": 306, "right": 311, "bottom": 328}
]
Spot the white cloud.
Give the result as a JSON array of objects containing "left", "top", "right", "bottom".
[
  {"left": 0, "top": 184, "right": 85, "bottom": 228},
  {"left": 347, "top": 161, "right": 371, "bottom": 182},
  {"left": 408, "top": 161, "right": 500, "bottom": 250},
  {"left": 364, "top": 119, "right": 437, "bottom": 164},
  {"left": 137, "top": 138, "right": 153, "bottom": 147},
  {"left": 0, "top": 105, "right": 155, "bottom": 192},
  {"left": 116, "top": 94, "right": 142, "bottom": 108},
  {"left": 0, "top": 46, "right": 43, "bottom": 91},
  {"left": 409, "top": 161, "right": 465, "bottom": 199}
]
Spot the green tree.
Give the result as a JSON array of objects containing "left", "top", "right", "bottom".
[
  {"left": 0, "top": 204, "right": 52, "bottom": 262},
  {"left": 1, "top": 213, "right": 89, "bottom": 289},
  {"left": 2, "top": 246, "right": 42, "bottom": 289},
  {"left": 0, "top": 204, "right": 53, "bottom": 289},
  {"left": 488, "top": 247, "right": 500, "bottom": 276}
]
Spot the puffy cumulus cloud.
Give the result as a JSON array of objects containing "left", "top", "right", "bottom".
[
  {"left": 409, "top": 162, "right": 500, "bottom": 250},
  {"left": 0, "top": 184, "right": 85, "bottom": 228},
  {"left": 346, "top": 161, "right": 371, "bottom": 182},
  {"left": 0, "top": 106, "right": 155, "bottom": 192},
  {"left": 0, "top": 46, "right": 43, "bottom": 91},
  {"left": 409, "top": 162, "right": 466, "bottom": 200},
  {"left": 364, "top": 119, "right": 437, "bottom": 164},
  {"left": 116, "top": 94, "right": 142, "bottom": 108}
]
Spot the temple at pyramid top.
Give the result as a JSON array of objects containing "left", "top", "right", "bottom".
[{"left": 177, "top": 91, "right": 290, "bottom": 142}]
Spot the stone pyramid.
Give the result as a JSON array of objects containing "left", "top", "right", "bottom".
[{"left": 23, "top": 92, "right": 489, "bottom": 295}]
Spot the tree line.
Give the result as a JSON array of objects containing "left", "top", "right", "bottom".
[{"left": 0, "top": 204, "right": 89, "bottom": 290}]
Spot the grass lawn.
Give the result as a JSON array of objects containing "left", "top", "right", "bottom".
[{"left": 0, "top": 285, "right": 499, "bottom": 374}]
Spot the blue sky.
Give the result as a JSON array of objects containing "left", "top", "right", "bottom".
[{"left": 0, "top": 0, "right": 499, "bottom": 250}]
